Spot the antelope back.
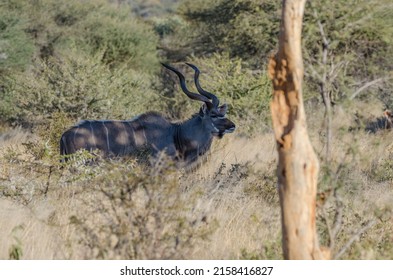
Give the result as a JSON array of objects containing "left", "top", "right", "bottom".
[{"left": 60, "top": 113, "right": 173, "bottom": 159}]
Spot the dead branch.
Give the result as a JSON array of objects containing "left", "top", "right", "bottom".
[
  {"left": 350, "top": 78, "right": 386, "bottom": 100},
  {"left": 334, "top": 219, "right": 377, "bottom": 259}
]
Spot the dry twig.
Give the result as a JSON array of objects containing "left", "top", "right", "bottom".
[{"left": 334, "top": 219, "right": 377, "bottom": 259}]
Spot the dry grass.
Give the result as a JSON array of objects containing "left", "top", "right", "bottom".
[{"left": 0, "top": 102, "right": 392, "bottom": 260}]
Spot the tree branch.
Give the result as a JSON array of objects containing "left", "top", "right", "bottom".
[
  {"left": 350, "top": 78, "right": 386, "bottom": 100},
  {"left": 334, "top": 219, "right": 376, "bottom": 259}
]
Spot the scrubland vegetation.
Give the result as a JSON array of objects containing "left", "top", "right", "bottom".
[{"left": 0, "top": 0, "right": 392, "bottom": 259}]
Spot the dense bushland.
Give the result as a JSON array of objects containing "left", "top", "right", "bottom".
[
  {"left": 3, "top": 0, "right": 390, "bottom": 129},
  {"left": 0, "top": 0, "right": 160, "bottom": 126},
  {"left": 0, "top": 0, "right": 392, "bottom": 260},
  {"left": 168, "top": 0, "right": 392, "bottom": 104}
]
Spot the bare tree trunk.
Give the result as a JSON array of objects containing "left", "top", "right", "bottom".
[{"left": 267, "top": 0, "right": 330, "bottom": 259}]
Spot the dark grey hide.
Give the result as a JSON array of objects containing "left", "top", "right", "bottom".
[{"left": 60, "top": 63, "right": 236, "bottom": 166}]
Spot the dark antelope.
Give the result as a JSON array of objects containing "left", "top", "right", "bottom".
[{"left": 60, "top": 63, "right": 236, "bottom": 166}]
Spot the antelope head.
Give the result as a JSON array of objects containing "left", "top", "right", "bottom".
[{"left": 162, "top": 63, "right": 236, "bottom": 138}]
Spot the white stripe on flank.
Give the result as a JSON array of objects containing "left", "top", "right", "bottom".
[
  {"left": 74, "top": 124, "right": 79, "bottom": 147},
  {"left": 126, "top": 121, "right": 136, "bottom": 146},
  {"left": 121, "top": 121, "right": 127, "bottom": 155},
  {"left": 61, "top": 135, "right": 67, "bottom": 155},
  {"left": 139, "top": 119, "right": 148, "bottom": 143},
  {"left": 89, "top": 121, "right": 96, "bottom": 147},
  {"left": 102, "top": 122, "right": 111, "bottom": 152}
]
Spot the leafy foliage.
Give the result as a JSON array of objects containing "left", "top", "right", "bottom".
[
  {"left": 0, "top": 9, "right": 34, "bottom": 71},
  {"left": 191, "top": 54, "right": 272, "bottom": 133},
  {"left": 71, "top": 6, "right": 159, "bottom": 71},
  {"left": 0, "top": 0, "right": 161, "bottom": 126},
  {"left": 174, "top": 0, "right": 392, "bottom": 106},
  {"left": 1, "top": 0, "right": 393, "bottom": 261},
  {"left": 177, "top": 0, "right": 280, "bottom": 65},
  {"left": 3, "top": 50, "right": 159, "bottom": 126},
  {"left": 302, "top": 0, "right": 393, "bottom": 102}
]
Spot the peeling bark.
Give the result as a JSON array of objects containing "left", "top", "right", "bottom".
[{"left": 268, "top": 0, "right": 330, "bottom": 260}]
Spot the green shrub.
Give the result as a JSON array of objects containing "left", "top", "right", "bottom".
[
  {"left": 1, "top": 0, "right": 160, "bottom": 70},
  {"left": 178, "top": 0, "right": 281, "bottom": 65},
  {"left": 72, "top": 7, "right": 159, "bottom": 72},
  {"left": 0, "top": 0, "right": 162, "bottom": 127},
  {"left": 4, "top": 50, "right": 160, "bottom": 126},
  {"left": 302, "top": 0, "right": 393, "bottom": 102},
  {"left": 190, "top": 54, "right": 272, "bottom": 134},
  {"left": 152, "top": 16, "right": 185, "bottom": 38},
  {"left": 177, "top": 0, "right": 392, "bottom": 106},
  {"left": 0, "top": 10, "right": 34, "bottom": 71}
]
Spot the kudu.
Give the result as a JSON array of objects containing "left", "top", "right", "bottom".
[{"left": 60, "top": 63, "right": 236, "bottom": 166}]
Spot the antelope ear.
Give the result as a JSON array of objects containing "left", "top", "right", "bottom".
[
  {"left": 217, "top": 104, "right": 228, "bottom": 115},
  {"left": 199, "top": 103, "right": 209, "bottom": 116}
]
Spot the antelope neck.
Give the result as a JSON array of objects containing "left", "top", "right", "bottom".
[{"left": 174, "top": 116, "right": 213, "bottom": 162}]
